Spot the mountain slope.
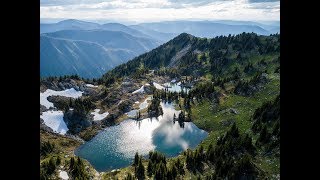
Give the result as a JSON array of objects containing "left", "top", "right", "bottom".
[
  {"left": 40, "top": 29, "right": 161, "bottom": 78},
  {"left": 102, "top": 32, "right": 280, "bottom": 80},
  {"left": 43, "top": 30, "right": 160, "bottom": 54},
  {"left": 40, "top": 35, "right": 136, "bottom": 78}
]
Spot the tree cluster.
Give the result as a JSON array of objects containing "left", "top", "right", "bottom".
[
  {"left": 40, "top": 141, "right": 55, "bottom": 157},
  {"left": 68, "top": 156, "right": 90, "bottom": 180},
  {"left": 147, "top": 96, "right": 163, "bottom": 117},
  {"left": 252, "top": 95, "right": 280, "bottom": 151}
]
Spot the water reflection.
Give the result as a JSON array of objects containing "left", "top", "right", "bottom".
[{"left": 75, "top": 102, "right": 207, "bottom": 172}]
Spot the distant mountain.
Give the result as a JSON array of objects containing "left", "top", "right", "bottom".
[
  {"left": 211, "top": 20, "right": 279, "bottom": 34},
  {"left": 40, "top": 30, "right": 160, "bottom": 78},
  {"left": 129, "top": 25, "right": 177, "bottom": 43},
  {"left": 135, "top": 21, "right": 271, "bottom": 37},
  {"left": 40, "top": 19, "right": 101, "bottom": 34},
  {"left": 43, "top": 30, "right": 159, "bottom": 54},
  {"left": 100, "top": 23, "right": 152, "bottom": 39},
  {"left": 40, "top": 35, "right": 136, "bottom": 78},
  {"left": 40, "top": 19, "right": 159, "bottom": 41}
]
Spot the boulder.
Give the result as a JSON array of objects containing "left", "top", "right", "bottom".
[
  {"left": 40, "top": 104, "right": 47, "bottom": 113},
  {"left": 118, "top": 99, "right": 133, "bottom": 113},
  {"left": 63, "top": 110, "right": 92, "bottom": 134},
  {"left": 230, "top": 108, "right": 239, "bottom": 114}
]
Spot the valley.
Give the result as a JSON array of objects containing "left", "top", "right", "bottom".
[{"left": 40, "top": 32, "right": 280, "bottom": 180}]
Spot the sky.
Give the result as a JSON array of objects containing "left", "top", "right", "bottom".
[{"left": 40, "top": 0, "right": 280, "bottom": 24}]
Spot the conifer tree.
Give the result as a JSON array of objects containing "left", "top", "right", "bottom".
[{"left": 134, "top": 152, "right": 139, "bottom": 166}]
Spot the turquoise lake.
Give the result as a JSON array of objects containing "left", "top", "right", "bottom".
[{"left": 75, "top": 102, "right": 208, "bottom": 172}]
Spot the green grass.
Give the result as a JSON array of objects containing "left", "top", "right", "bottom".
[{"left": 189, "top": 73, "right": 280, "bottom": 175}]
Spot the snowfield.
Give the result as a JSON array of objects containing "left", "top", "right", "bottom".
[
  {"left": 132, "top": 85, "right": 145, "bottom": 94},
  {"left": 91, "top": 109, "right": 109, "bottom": 121},
  {"left": 40, "top": 88, "right": 83, "bottom": 109},
  {"left": 40, "top": 110, "right": 69, "bottom": 135},
  {"left": 59, "top": 170, "right": 69, "bottom": 180}
]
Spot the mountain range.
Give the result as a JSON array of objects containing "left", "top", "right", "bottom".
[
  {"left": 40, "top": 19, "right": 279, "bottom": 78},
  {"left": 40, "top": 30, "right": 159, "bottom": 78}
]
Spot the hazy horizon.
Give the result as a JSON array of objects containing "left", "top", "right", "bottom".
[
  {"left": 40, "top": 18, "right": 280, "bottom": 26},
  {"left": 40, "top": 0, "right": 280, "bottom": 24}
]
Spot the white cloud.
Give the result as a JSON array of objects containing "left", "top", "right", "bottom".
[{"left": 40, "top": 0, "right": 280, "bottom": 22}]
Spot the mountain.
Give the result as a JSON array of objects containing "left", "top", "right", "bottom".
[
  {"left": 42, "top": 30, "right": 160, "bottom": 54},
  {"left": 40, "top": 20, "right": 163, "bottom": 78},
  {"left": 100, "top": 23, "right": 153, "bottom": 39},
  {"left": 40, "top": 35, "right": 137, "bottom": 78},
  {"left": 135, "top": 21, "right": 271, "bottom": 37},
  {"left": 103, "top": 32, "right": 280, "bottom": 80},
  {"left": 40, "top": 30, "right": 160, "bottom": 78},
  {"left": 212, "top": 20, "right": 280, "bottom": 34},
  {"left": 129, "top": 25, "right": 178, "bottom": 42},
  {"left": 40, "top": 19, "right": 101, "bottom": 34},
  {"left": 41, "top": 19, "right": 159, "bottom": 41}
]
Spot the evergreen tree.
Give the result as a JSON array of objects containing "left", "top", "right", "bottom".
[
  {"left": 134, "top": 152, "right": 139, "bottom": 166},
  {"left": 56, "top": 156, "right": 61, "bottom": 166},
  {"left": 47, "top": 157, "right": 56, "bottom": 175},
  {"left": 257, "top": 125, "right": 271, "bottom": 146},
  {"left": 147, "top": 160, "right": 153, "bottom": 177},
  {"left": 135, "top": 157, "right": 145, "bottom": 180}
]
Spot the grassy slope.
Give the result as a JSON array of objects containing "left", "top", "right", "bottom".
[
  {"left": 40, "top": 131, "right": 99, "bottom": 179},
  {"left": 191, "top": 73, "right": 280, "bottom": 177}
]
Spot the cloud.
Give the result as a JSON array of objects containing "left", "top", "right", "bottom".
[
  {"left": 40, "top": 0, "right": 280, "bottom": 22},
  {"left": 248, "top": 0, "right": 279, "bottom": 3}
]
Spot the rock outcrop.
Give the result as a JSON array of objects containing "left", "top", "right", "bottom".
[{"left": 63, "top": 110, "right": 92, "bottom": 134}]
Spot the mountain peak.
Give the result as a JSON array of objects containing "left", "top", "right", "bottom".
[{"left": 173, "top": 32, "right": 195, "bottom": 41}]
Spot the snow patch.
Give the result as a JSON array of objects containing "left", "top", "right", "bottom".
[
  {"left": 139, "top": 98, "right": 149, "bottom": 110},
  {"left": 59, "top": 171, "right": 69, "bottom": 180},
  {"left": 126, "top": 109, "right": 138, "bottom": 118},
  {"left": 91, "top": 109, "right": 109, "bottom": 121},
  {"left": 40, "top": 88, "right": 83, "bottom": 109},
  {"left": 132, "top": 85, "right": 145, "bottom": 94},
  {"left": 40, "top": 110, "right": 68, "bottom": 135},
  {"left": 86, "top": 84, "right": 98, "bottom": 88},
  {"left": 153, "top": 82, "right": 164, "bottom": 90}
]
